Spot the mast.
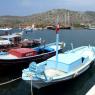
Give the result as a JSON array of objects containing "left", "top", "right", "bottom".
[
  {"left": 67, "top": 11, "right": 70, "bottom": 27},
  {"left": 65, "top": 13, "right": 67, "bottom": 27},
  {"left": 56, "top": 16, "right": 60, "bottom": 67}
]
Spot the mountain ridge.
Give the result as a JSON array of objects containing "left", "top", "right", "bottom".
[{"left": 0, "top": 9, "right": 95, "bottom": 28}]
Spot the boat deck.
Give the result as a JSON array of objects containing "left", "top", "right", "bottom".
[{"left": 45, "top": 68, "right": 66, "bottom": 77}]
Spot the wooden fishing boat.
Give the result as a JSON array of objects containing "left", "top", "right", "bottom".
[
  {"left": 0, "top": 42, "right": 64, "bottom": 73},
  {"left": 0, "top": 33, "right": 42, "bottom": 51},
  {"left": 22, "top": 46, "right": 95, "bottom": 89}
]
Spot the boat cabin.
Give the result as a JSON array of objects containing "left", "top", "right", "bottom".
[
  {"left": 46, "top": 53, "right": 89, "bottom": 73},
  {"left": 0, "top": 33, "right": 21, "bottom": 45}
]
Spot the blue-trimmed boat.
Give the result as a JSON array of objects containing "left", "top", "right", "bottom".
[{"left": 22, "top": 45, "right": 95, "bottom": 89}]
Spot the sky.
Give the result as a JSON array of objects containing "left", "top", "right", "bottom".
[{"left": 0, "top": 0, "right": 95, "bottom": 16}]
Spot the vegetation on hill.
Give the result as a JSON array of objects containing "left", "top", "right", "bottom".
[{"left": 0, "top": 9, "right": 95, "bottom": 28}]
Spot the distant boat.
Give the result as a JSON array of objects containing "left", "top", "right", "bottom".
[
  {"left": 46, "top": 25, "right": 72, "bottom": 30},
  {"left": 87, "top": 24, "right": 95, "bottom": 30},
  {"left": 23, "top": 27, "right": 33, "bottom": 33},
  {"left": 46, "top": 26, "right": 55, "bottom": 30},
  {"left": 22, "top": 46, "right": 95, "bottom": 89},
  {"left": 0, "top": 28, "right": 12, "bottom": 31},
  {"left": 60, "top": 26, "right": 71, "bottom": 29},
  {"left": 0, "top": 42, "right": 64, "bottom": 73},
  {"left": 88, "top": 26, "right": 95, "bottom": 30},
  {"left": 23, "top": 24, "right": 37, "bottom": 32},
  {"left": 0, "top": 33, "right": 42, "bottom": 51}
]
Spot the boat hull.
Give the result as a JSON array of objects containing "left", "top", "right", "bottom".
[
  {"left": 0, "top": 49, "right": 62, "bottom": 74},
  {"left": 25, "top": 60, "right": 94, "bottom": 89}
]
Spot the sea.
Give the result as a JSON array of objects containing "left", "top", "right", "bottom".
[{"left": 0, "top": 29, "right": 95, "bottom": 95}]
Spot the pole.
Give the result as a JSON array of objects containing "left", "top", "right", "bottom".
[
  {"left": 56, "top": 33, "right": 59, "bottom": 67},
  {"left": 55, "top": 16, "right": 60, "bottom": 68}
]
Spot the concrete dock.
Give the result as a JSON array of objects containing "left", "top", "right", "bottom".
[{"left": 86, "top": 85, "right": 95, "bottom": 95}]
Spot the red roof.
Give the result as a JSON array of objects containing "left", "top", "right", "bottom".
[{"left": 9, "top": 48, "right": 37, "bottom": 57}]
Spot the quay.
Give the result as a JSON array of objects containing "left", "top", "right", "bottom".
[{"left": 86, "top": 85, "right": 95, "bottom": 95}]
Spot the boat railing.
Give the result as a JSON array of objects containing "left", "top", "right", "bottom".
[{"left": 65, "top": 46, "right": 87, "bottom": 54}]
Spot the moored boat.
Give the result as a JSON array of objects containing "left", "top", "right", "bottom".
[
  {"left": 0, "top": 42, "right": 64, "bottom": 73},
  {"left": 0, "top": 33, "right": 42, "bottom": 51},
  {"left": 22, "top": 45, "right": 95, "bottom": 89},
  {"left": 0, "top": 28, "right": 12, "bottom": 31}
]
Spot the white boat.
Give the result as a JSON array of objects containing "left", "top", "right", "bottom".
[
  {"left": 0, "top": 32, "right": 43, "bottom": 50},
  {"left": 88, "top": 27, "right": 95, "bottom": 30},
  {"left": 88, "top": 24, "right": 95, "bottom": 30},
  {"left": 0, "top": 33, "right": 20, "bottom": 46},
  {"left": 0, "top": 28, "right": 12, "bottom": 31},
  {"left": 24, "top": 27, "right": 33, "bottom": 31},
  {"left": 22, "top": 45, "right": 95, "bottom": 89},
  {"left": 0, "top": 42, "right": 64, "bottom": 74},
  {"left": 23, "top": 24, "right": 37, "bottom": 32}
]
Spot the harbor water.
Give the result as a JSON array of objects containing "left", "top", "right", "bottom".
[{"left": 0, "top": 29, "right": 95, "bottom": 95}]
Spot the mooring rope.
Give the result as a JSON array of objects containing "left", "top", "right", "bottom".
[
  {"left": 0, "top": 77, "right": 21, "bottom": 86},
  {"left": 0, "top": 77, "right": 34, "bottom": 95}
]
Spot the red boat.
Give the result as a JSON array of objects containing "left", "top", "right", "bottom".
[{"left": 0, "top": 42, "right": 65, "bottom": 73}]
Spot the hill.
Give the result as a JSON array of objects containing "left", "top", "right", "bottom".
[{"left": 0, "top": 9, "right": 95, "bottom": 28}]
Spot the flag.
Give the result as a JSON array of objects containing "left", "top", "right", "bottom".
[{"left": 56, "top": 23, "right": 60, "bottom": 33}]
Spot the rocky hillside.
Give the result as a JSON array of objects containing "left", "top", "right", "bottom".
[{"left": 0, "top": 9, "right": 95, "bottom": 28}]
